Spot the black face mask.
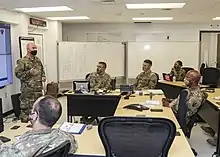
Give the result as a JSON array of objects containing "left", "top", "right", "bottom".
[{"left": 31, "top": 50, "right": 37, "bottom": 56}]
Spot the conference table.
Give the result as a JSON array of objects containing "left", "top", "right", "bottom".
[
  {"left": 0, "top": 91, "right": 194, "bottom": 157},
  {"left": 158, "top": 80, "right": 220, "bottom": 157}
]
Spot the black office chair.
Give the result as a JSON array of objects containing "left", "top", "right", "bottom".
[
  {"left": 110, "top": 78, "right": 116, "bottom": 90},
  {"left": 36, "top": 141, "right": 71, "bottom": 157},
  {"left": 85, "top": 73, "right": 91, "bottom": 80},
  {"left": 182, "top": 67, "right": 194, "bottom": 74},
  {"left": 98, "top": 117, "right": 176, "bottom": 157},
  {"left": 176, "top": 89, "right": 207, "bottom": 138},
  {"left": 155, "top": 73, "right": 160, "bottom": 89},
  {"left": 202, "top": 68, "right": 220, "bottom": 88},
  {"left": 11, "top": 93, "right": 21, "bottom": 119}
]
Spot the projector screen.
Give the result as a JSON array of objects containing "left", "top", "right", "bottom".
[{"left": 0, "top": 23, "right": 12, "bottom": 88}]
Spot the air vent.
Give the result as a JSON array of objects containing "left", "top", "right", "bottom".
[
  {"left": 161, "top": 8, "right": 172, "bottom": 11},
  {"left": 101, "top": 0, "right": 115, "bottom": 2}
]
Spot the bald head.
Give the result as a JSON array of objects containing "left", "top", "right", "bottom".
[
  {"left": 185, "top": 70, "right": 201, "bottom": 86},
  {"left": 26, "top": 42, "right": 37, "bottom": 56}
]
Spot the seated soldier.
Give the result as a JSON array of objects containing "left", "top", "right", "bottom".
[
  {"left": 134, "top": 59, "right": 157, "bottom": 90},
  {"left": 163, "top": 70, "right": 207, "bottom": 123},
  {"left": 87, "top": 61, "right": 111, "bottom": 91},
  {"left": 170, "top": 60, "right": 186, "bottom": 81},
  {"left": 0, "top": 96, "right": 78, "bottom": 156}
]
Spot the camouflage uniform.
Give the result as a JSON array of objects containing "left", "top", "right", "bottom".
[
  {"left": 171, "top": 68, "right": 186, "bottom": 81},
  {"left": 87, "top": 72, "right": 111, "bottom": 91},
  {"left": 0, "top": 128, "right": 78, "bottom": 156},
  {"left": 170, "top": 87, "right": 206, "bottom": 123},
  {"left": 135, "top": 71, "right": 157, "bottom": 90},
  {"left": 15, "top": 56, "right": 45, "bottom": 121}
]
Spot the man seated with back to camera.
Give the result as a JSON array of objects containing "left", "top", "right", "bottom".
[
  {"left": 87, "top": 61, "right": 111, "bottom": 91},
  {"left": 0, "top": 96, "right": 78, "bottom": 157},
  {"left": 162, "top": 70, "right": 207, "bottom": 123},
  {"left": 134, "top": 59, "right": 157, "bottom": 90}
]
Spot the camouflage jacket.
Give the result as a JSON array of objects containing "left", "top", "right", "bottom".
[
  {"left": 170, "top": 87, "right": 206, "bottom": 123},
  {"left": 171, "top": 68, "right": 186, "bottom": 81},
  {"left": 0, "top": 128, "right": 78, "bottom": 157},
  {"left": 87, "top": 72, "right": 111, "bottom": 90},
  {"left": 135, "top": 71, "right": 157, "bottom": 90},
  {"left": 15, "top": 56, "right": 45, "bottom": 93}
]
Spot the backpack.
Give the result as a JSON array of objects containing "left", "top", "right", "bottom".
[{"left": 45, "top": 82, "right": 59, "bottom": 98}]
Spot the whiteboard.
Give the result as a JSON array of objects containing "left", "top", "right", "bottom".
[
  {"left": 128, "top": 42, "right": 199, "bottom": 78},
  {"left": 58, "top": 42, "right": 124, "bottom": 81}
]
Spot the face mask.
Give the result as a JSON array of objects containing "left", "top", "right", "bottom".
[
  {"left": 31, "top": 50, "right": 37, "bottom": 56},
  {"left": 184, "top": 79, "right": 190, "bottom": 86}
]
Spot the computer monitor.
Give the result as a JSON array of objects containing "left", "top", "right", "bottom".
[
  {"left": 73, "top": 80, "right": 90, "bottom": 92},
  {"left": 0, "top": 98, "right": 3, "bottom": 132},
  {"left": 67, "top": 95, "right": 121, "bottom": 117},
  {"left": 120, "top": 85, "right": 134, "bottom": 93}
]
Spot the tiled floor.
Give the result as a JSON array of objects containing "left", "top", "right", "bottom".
[{"left": 4, "top": 96, "right": 218, "bottom": 157}]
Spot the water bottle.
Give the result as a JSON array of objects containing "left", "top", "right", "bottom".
[{"left": 173, "top": 76, "right": 176, "bottom": 82}]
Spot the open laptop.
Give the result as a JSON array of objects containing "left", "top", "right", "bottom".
[
  {"left": 73, "top": 80, "right": 90, "bottom": 92},
  {"left": 162, "top": 73, "right": 173, "bottom": 81}
]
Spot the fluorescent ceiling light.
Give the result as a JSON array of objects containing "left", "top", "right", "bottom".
[
  {"left": 133, "top": 17, "right": 173, "bottom": 21},
  {"left": 15, "top": 6, "right": 73, "bottom": 13},
  {"left": 126, "top": 3, "right": 185, "bottom": 9},
  {"left": 213, "top": 17, "right": 220, "bottom": 20},
  {"left": 47, "top": 16, "right": 90, "bottom": 20},
  {"left": 144, "top": 45, "right": 151, "bottom": 50}
]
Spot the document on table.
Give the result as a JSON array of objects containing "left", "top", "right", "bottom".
[{"left": 59, "top": 122, "right": 86, "bottom": 134}]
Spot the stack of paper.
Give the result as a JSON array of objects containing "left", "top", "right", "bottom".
[
  {"left": 59, "top": 122, "right": 86, "bottom": 134},
  {"left": 144, "top": 100, "right": 161, "bottom": 107},
  {"left": 146, "top": 90, "right": 164, "bottom": 95}
]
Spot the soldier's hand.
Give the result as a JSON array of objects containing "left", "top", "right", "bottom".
[{"left": 30, "top": 68, "right": 39, "bottom": 76}]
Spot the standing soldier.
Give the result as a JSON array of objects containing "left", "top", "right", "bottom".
[{"left": 15, "top": 43, "right": 46, "bottom": 123}]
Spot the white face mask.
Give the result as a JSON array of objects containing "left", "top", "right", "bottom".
[{"left": 184, "top": 79, "right": 190, "bottom": 86}]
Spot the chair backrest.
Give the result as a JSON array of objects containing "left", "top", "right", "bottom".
[
  {"left": 36, "top": 141, "right": 71, "bottom": 157},
  {"left": 202, "top": 68, "right": 220, "bottom": 87},
  {"left": 11, "top": 93, "right": 21, "bottom": 118},
  {"left": 176, "top": 89, "right": 189, "bottom": 136},
  {"left": 85, "top": 73, "right": 91, "bottom": 80},
  {"left": 111, "top": 78, "right": 116, "bottom": 90},
  {"left": 98, "top": 117, "right": 176, "bottom": 157},
  {"left": 176, "top": 90, "right": 207, "bottom": 138},
  {"left": 182, "top": 67, "right": 194, "bottom": 74}
]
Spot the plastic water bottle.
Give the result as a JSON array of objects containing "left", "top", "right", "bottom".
[{"left": 173, "top": 76, "right": 176, "bottom": 82}]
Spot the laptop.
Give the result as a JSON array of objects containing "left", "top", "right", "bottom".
[{"left": 162, "top": 73, "right": 173, "bottom": 81}]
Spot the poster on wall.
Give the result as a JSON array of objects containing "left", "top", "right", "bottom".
[{"left": 19, "top": 36, "right": 34, "bottom": 58}]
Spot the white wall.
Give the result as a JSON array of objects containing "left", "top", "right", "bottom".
[
  {"left": 62, "top": 23, "right": 219, "bottom": 42},
  {"left": 0, "top": 9, "right": 61, "bottom": 113}
]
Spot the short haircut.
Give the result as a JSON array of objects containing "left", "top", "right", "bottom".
[
  {"left": 144, "top": 59, "right": 152, "bottom": 66},
  {"left": 99, "top": 61, "right": 107, "bottom": 68},
  {"left": 187, "top": 70, "right": 201, "bottom": 84},
  {"left": 34, "top": 96, "right": 62, "bottom": 127},
  {"left": 176, "top": 60, "right": 183, "bottom": 66}
]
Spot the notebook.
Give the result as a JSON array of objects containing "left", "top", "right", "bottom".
[{"left": 59, "top": 122, "right": 86, "bottom": 134}]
